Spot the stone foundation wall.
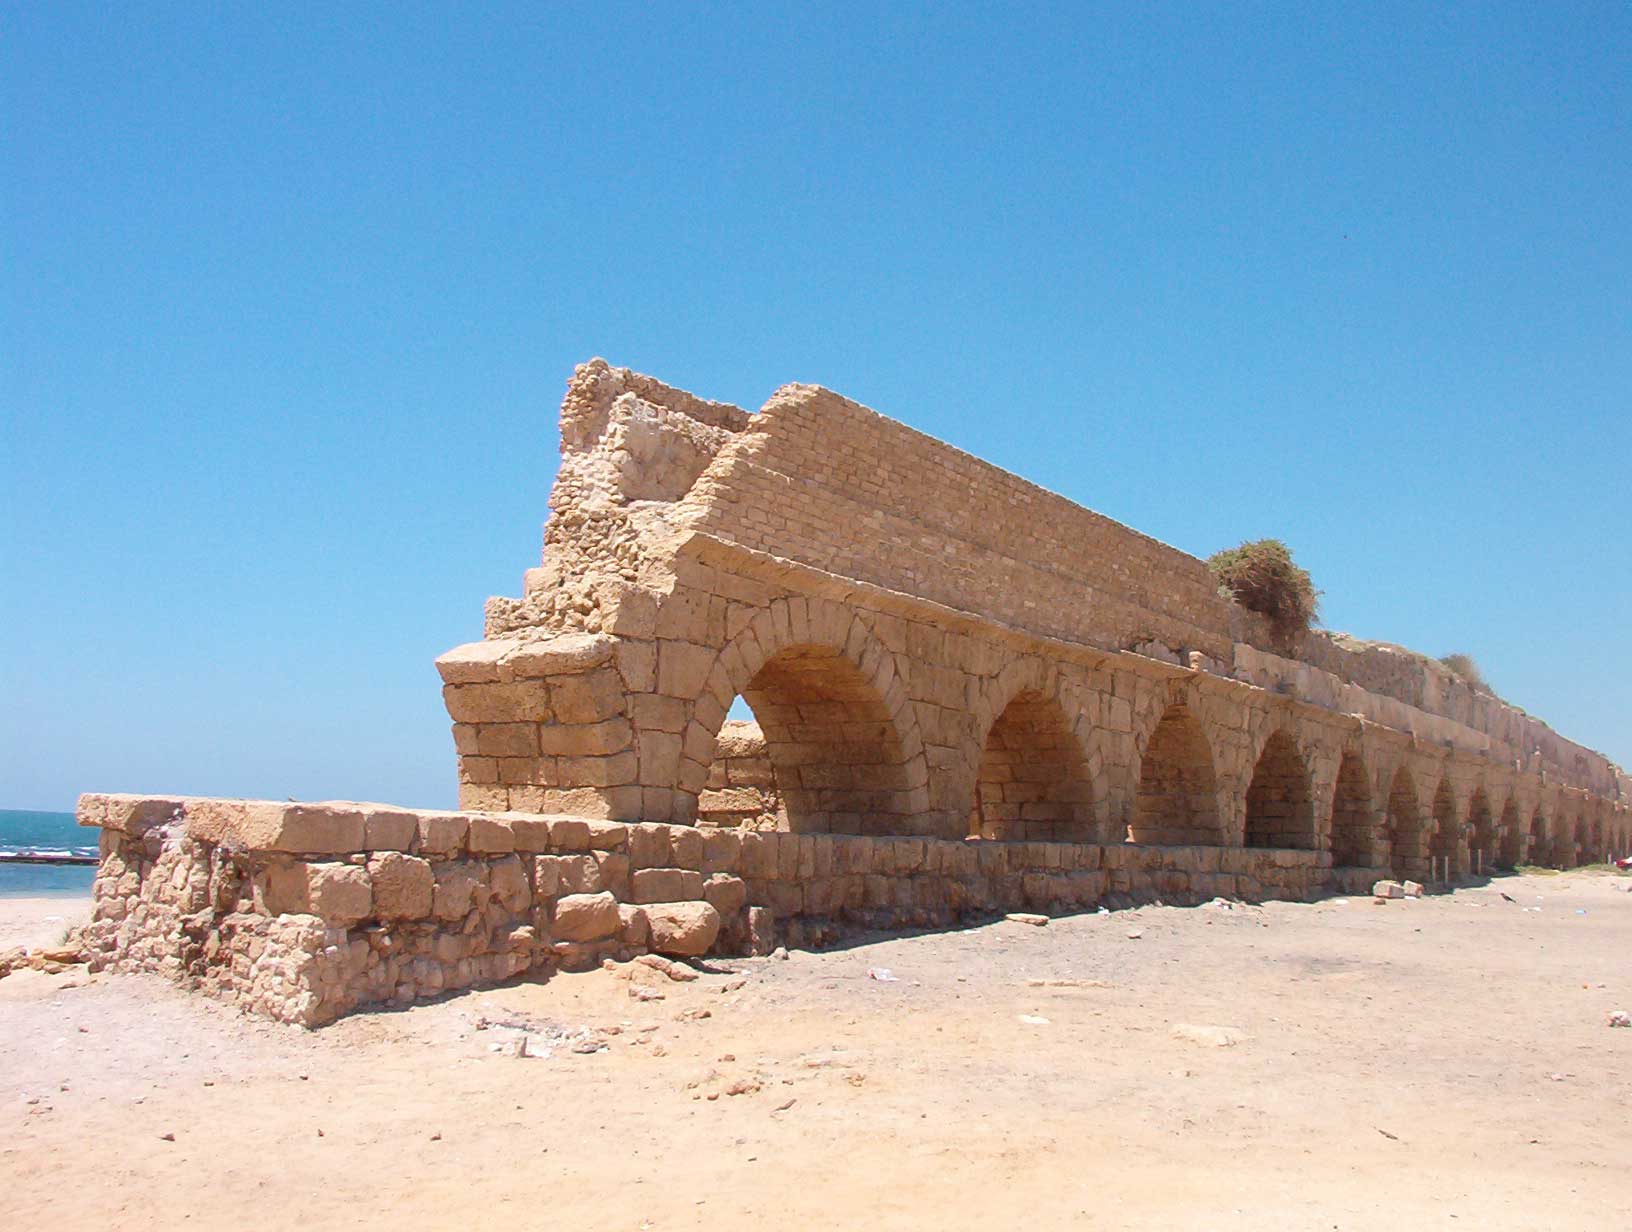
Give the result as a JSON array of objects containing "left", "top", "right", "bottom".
[{"left": 76, "top": 793, "right": 1353, "bottom": 1026}]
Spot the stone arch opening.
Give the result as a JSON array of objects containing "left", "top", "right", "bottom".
[
  {"left": 1466, "top": 787, "right": 1496, "bottom": 875},
  {"left": 1429, "top": 778, "right": 1460, "bottom": 878},
  {"left": 1497, "top": 798, "right": 1523, "bottom": 869},
  {"left": 967, "top": 690, "right": 1095, "bottom": 842},
  {"left": 1550, "top": 816, "right": 1577, "bottom": 868},
  {"left": 719, "top": 643, "right": 921, "bottom": 836},
  {"left": 1130, "top": 704, "right": 1222, "bottom": 846},
  {"left": 1527, "top": 810, "right": 1548, "bottom": 867},
  {"left": 1384, "top": 767, "right": 1423, "bottom": 880},
  {"left": 1330, "top": 751, "right": 1373, "bottom": 868},
  {"left": 1243, "top": 730, "right": 1315, "bottom": 849},
  {"left": 1572, "top": 816, "right": 1590, "bottom": 866},
  {"left": 1589, "top": 815, "right": 1605, "bottom": 863}
]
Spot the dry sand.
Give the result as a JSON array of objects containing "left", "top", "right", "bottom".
[{"left": 2, "top": 871, "right": 1629, "bottom": 1230}]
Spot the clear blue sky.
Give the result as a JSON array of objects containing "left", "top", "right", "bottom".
[{"left": 4, "top": 3, "right": 1628, "bottom": 812}]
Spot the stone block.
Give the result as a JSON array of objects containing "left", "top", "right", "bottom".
[
  {"left": 363, "top": 808, "right": 419, "bottom": 852},
  {"left": 417, "top": 813, "right": 469, "bottom": 857},
  {"left": 489, "top": 855, "right": 531, "bottom": 912},
  {"left": 557, "top": 854, "right": 604, "bottom": 895},
  {"left": 631, "top": 867, "right": 704, "bottom": 903},
  {"left": 618, "top": 903, "right": 650, "bottom": 946},
  {"left": 548, "top": 817, "right": 592, "bottom": 851},
  {"left": 306, "top": 862, "right": 372, "bottom": 924},
  {"left": 669, "top": 826, "right": 704, "bottom": 870},
  {"left": 368, "top": 852, "right": 434, "bottom": 919},
  {"left": 502, "top": 632, "right": 616, "bottom": 679},
  {"left": 509, "top": 816, "right": 554, "bottom": 852},
  {"left": 552, "top": 892, "right": 620, "bottom": 942},
  {"left": 1372, "top": 879, "right": 1404, "bottom": 899},
  {"left": 703, "top": 873, "right": 747, "bottom": 915},
  {"left": 435, "top": 639, "right": 518, "bottom": 684},
  {"left": 583, "top": 820, "right": 631, "bottom": 850},
  {"left": 234, "top": 802, "right": 365, "bottom": 855},
  {"left": 645, "top": 901, "right": 721, "bottom": 957},
  {"left": 442, "top": 681, "right": 549, "bottom": 724},
  {"left": 474, "top": 724, "right": 540, "bottom": 758},
  {"left": 468, "top": 816, "right": 517, "bottom": 854},
  {"left": 261, "top": 860, "right": 311, "bottom": 915},
  {"left": 657, "top": 640, "right": 715, "bottom": 699},
  {"left": 538, "top": 717, "right": 633, "bottom": 757},
  {"left": 702, "top": 829, "right": 742, "bottom": 873},
  {"left": 432, "top": 862, "right": 484, "bottom": 920},
  {"left": 628, "top": 823, "right": 671, "bottom": 869}
]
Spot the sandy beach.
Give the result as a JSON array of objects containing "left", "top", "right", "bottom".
[
  {"left": 2, "top": 871, "right": 1628, "bottom": 1230},
  {"left": 0, "top": 896, "right": 89, "bottom": 954}
]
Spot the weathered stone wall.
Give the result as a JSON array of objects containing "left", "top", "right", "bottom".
[
  {"left": 77, "top": 793, "right": 1356, "bottom": 1026},
  {"left": 447, "top": 361, "right": 1624, "bottom": 853}
]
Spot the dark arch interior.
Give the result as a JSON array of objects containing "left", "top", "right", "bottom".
[
  {"left": 1130, "top": 704, "right": 1222, "bottom": 846},
  {"left": 1428, "top": 778, "right": 1460, "bottom": 876},
  {"left": 1466, "top": 788, "right": 1495, "bottom": 874},
  {"left": 705, "top": 643, "right": 920, "bottom": 836},
  {"left": 968, "top": 690, "right": 1095, "bottom": 842},
  {"left": 1330, "top": 752, "right": 1373, "bottom": 867},
  {"left": 1243, "top": 731, "right": 1315, "bottom": 849},
  {"left": 1385, "top": 769, "right": 1423, "bottom": 880},
  {"left": 1497, "top": 798, "right": 1523, "bottom": 868}
]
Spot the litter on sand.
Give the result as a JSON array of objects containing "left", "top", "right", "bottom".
[{"left": 867, "top": 968, "right": 899, "bottom": 982}]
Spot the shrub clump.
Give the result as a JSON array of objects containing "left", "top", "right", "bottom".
[
  {"left": 1439, "top": 653, "right": 1493, "bottom": 695},
  {"left": 1207, "top": 539, "right": 1320, "bottom": 643}
]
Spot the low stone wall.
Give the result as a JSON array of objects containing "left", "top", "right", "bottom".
[
  {"left": 698, "top": 720, "right": 784, "bottom": 830},
  {"left": 76, "top": 793, "right": 1353, "bottom": 1026}
]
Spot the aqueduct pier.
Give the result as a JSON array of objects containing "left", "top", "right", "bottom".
[{"left": 77, "top": 361, "right": 1628, "bottom": 1023}]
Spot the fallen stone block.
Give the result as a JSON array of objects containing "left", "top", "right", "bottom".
[
  {"left": 645, "top": 901, "right": 721, "bottom": 957},
  {"left": 552, "top": 892, "right": 621, "bottom": 942},
  {"left": 1372, "top": 880, "right": 1404, "bottom": 899}
]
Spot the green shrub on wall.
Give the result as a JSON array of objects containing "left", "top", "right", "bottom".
[{"left": 1208, "top": 539, "right": 1320, "bottom": 644}]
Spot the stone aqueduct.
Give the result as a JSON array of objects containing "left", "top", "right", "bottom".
[
  {"left": 442, "top": 360, "right": 1628, "bottom": 878},
  {"left": 75, "top": 360, "right": 1628, "bottom": 1024}
]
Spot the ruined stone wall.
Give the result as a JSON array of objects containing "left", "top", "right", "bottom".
[
  {"left": 76, "top": 793, "right": 1347, "bottom": 1026},
  {"left": 74, "top": 360, "right": 1632, "bottom": 1028}
]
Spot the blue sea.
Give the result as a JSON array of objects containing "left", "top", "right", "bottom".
[{"left": 0, "top": 809, "right": 98, "bottom": 898}]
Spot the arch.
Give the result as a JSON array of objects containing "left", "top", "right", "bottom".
[
  {"left": 1329, "top": 751, "right": 1374, "bottom": 867},
  {"left": 1466, "top": 786, "right": 1496, "bottom": 876},
  {"left": 1550, "top": 814, "right": 1577, "bottom": 868},
  {"left": 681, "top": 599, "right": 930, "bottom": 837},
  {"left": 1572, "top": 816, "right": 1590, "bottom": 867},
  {"left": 1384, "top": 767, "right": 1424, "bottom": 881},
  {"left": 968, "top": 688, "right": 1095, "bottom": 841},
  {"left": 1428, "top": 776, "right": 1460, "bottom": 879},
  {"left": 1243, "top": 729, "right": 1316, "bottom": 849},
  {"left": 1527, "top": 809, "right": 1549, "bottom": 868},
  {"left": 1589, "top": 814, "right": 1606, "bottom": 863},
  {"left": 1496, "top": 797, "right": 1523, "bottom": 869},
  {"left": 1130, "top": 703, "right": 1223, "bottom": 846}
]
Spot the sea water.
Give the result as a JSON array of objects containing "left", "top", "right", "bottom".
[{"left": 0, "top": 809, "right": 98, "bottom": 898}]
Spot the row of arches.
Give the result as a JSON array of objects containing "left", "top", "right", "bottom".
[{"left": 691, "top": 611, "right": 1626, "bottom": 869}]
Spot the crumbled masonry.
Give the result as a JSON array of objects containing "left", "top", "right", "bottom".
[{"left": 79, "top": 360, "right": 1630, "bottom": 1024}]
